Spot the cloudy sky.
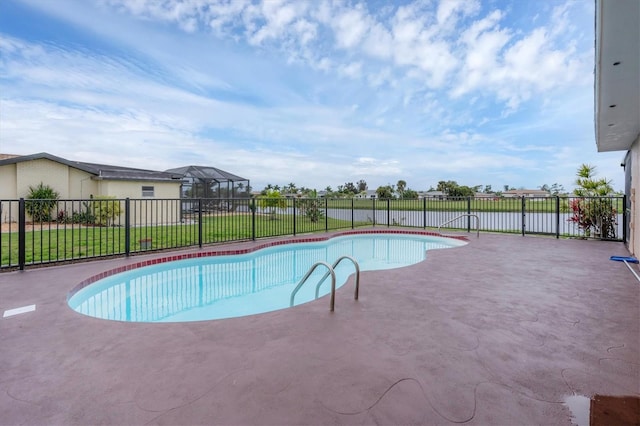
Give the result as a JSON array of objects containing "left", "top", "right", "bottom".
[{"left": 0, "top": 0, "right": 626, "bottom": 193}]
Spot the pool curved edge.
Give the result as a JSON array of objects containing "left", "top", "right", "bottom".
[{"left": 67, "top": 229, "right": 468, "bottom": 301}]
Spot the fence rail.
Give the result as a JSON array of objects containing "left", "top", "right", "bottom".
[{"left": 0, "top": 195, "right": 625, "bottom": 270}]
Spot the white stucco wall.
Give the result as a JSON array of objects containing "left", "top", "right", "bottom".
[
  {"left": 100, "top": 180, "right": 182, "bottom": 225},
  {"left": 100, "top": 180, "right": 180, "bottom": 199},
  {"left": 0, "top": 163, "right": 17, "bottom": 199},
  {"left": 16, "top": 159, "right": 70, "bottom": 198},
  {"left": 69, "top": 168, "right": 99, "bottom": 199},
  {"left": 629, "top": 136, "right": 640, "bottom": 256}
]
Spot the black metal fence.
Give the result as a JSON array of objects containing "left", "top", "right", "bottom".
[{"left": 0, "top": 195, "right": 625, "bottom": 270}]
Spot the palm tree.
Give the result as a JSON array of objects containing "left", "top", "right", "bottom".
[
  {"left": 397, "top": 180, "right": 406, "bottom": 198},
  {"left": 570, "top": 164, "right": 616, "bottom": 238}
]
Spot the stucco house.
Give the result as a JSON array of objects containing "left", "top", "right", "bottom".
[
  {"left": 501, "top": 189, "right": 551, "bottom": 198},
  {"left": 420, "top": 191, "right": 445, "bottom": 199},
  {"left": 354, "top": 190, "right": 378, "bottom": 199},
  {"left": 0, "top": 152, "right": 182, "bottom": 223},
  {"left": 595, "top": 0, "right": 640, "bottom": 255}
]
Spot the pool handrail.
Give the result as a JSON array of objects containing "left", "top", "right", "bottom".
[
  {"left": 315, "top": 256, "right": 360, "bottom": 301},
  {"left": 290, "top": 261, "right": 336, "bottom": 311},
  {"left": 438, "top": 214, "right": 480, "bottom": 238}
]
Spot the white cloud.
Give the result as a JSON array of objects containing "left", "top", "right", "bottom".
[
  {"left": 339, "top": 61, "right": 362, "bottom": 79},
  {"left": 332, "top": 4, "right": 370, "bottom": 49},
  {"left": 1, "top": 0, "right": 617, "bottom": 192}
]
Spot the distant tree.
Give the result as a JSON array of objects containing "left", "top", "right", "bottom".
[
  {"left": 298, "top": 190, "right": 325, "bottom": 223},
  {"left": 357, "top": 179, "right": 368, "bottom": 192},
  {"left": 325, "top": 186, "right": 333, "bottom": 193},
  {"left": 342, "top": 182, "right": 358, "bottom": 194},
  {"left": 449, "top": 185, "right": 474, "bottom": 197},
  {"left": 403, "top": 189, "right": 419, "bottom": 199},
  {"left": 539, "top": 184, "right": 550, "bottom": 192},
  {"left": 261, "top": 183, "right": 274, "bottom": 196},
  {"left": 396, "top": 180, "right": 407, "bottom": 197},
  {"left": 483, "top": 184, "right": 492, "bottom": 193},
  {"left": 258, "top": 190, "right": 287, "bottom": 220},
  {"left": 569, "top": 164, "right": 616, "bottom": 238},
  {"left": 550, "top": 183, "right": 565, "bottom": 195},
  {"left": 376, "top": 185, "right": 394, "bottom": 199},
  {"left": 282, "top": 182, "right": 295, "bottom": 194},
  {"left": 437, "top": 180, "right": 459, "bottom": 195}
]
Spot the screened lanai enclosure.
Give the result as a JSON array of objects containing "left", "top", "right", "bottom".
[{"left": 166, "top": 165, "right": 250, "bottom": 213}]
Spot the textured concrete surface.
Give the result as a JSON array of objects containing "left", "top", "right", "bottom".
[{"left": 1, "top": 231, "right": 639, "bottom": 425}]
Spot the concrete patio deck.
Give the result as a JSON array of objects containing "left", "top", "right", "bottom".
[{"left": 1, "top": 231, "right": 638, "bottom": 425}]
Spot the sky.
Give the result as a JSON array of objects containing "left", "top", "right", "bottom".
[{"left": 0, "top": 0, "right": 627, "bottom": 193}]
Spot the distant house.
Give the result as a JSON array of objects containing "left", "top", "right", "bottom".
[
  {"left": 354, "top": 190, "right": 378, "bottom": 199},
  {"left": 474, "top": 192, "right": 497, "bottom": 199},
  {"left": 0, "top": 152, "right": 182, "bottom": 223},
  {"left": 502, "top": 189, "right": 551, "bottom": 198},
  {"left": 420, "top": 191, "right": 445, "bottom": 199}
]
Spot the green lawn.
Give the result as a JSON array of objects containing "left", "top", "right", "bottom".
[
  {"left": 0, "top": 214, "right": 365, "bottom": 267},
  {"left": 0, "top": 196, "right": 624, "bottom": 267}
]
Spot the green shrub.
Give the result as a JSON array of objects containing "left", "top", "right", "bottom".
[
  {"left": 92, "top": 196, "right": 122, "bottom": 226},
  {"left": 25, "top": 183, "right": 59, "bottom": 222}
]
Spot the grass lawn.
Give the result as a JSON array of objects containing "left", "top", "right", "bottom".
[{"left": 0, "top": 214, "right": 366, "bottom": 267}]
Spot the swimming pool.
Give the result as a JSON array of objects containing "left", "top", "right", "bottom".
[{"left": 68, "top": 232, "right": 466, "bottom": 322}]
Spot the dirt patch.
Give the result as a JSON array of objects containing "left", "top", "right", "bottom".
[
  {"left": 591, "top": 395, "right": 640, "bottom": 426},
  {"left": 0, "top": 222, "right": 90, "bottom": 233}
]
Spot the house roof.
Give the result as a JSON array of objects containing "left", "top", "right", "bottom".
[
  {"left": 594, "top": 0, "right": 640, "bottom": 152},
  {"left": 503, "top": 189, "right": 550, "bottom": 195},
  {"left": 165, "top": 165, "right": 248, "bottom": 182},
  {"left": 0, "top": 153, "right": 21, "bottom": 160},
  {"left": 0, "top": 152, "right": 182, "bottom": 182}
]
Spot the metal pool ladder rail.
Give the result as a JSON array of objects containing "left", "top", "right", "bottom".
[
  {"left": 289, "top": 257, "right": 361, "bottom": 312},
  {"left": 438, "top": 214, "right": 480, "bottom": 238},
  {"left": 315, "top": 256, "right": 360, "bottom": 301}
]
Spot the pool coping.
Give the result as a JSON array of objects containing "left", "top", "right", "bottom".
[{"left": 67, "top": 229, "right": 468, "bottom": 300}]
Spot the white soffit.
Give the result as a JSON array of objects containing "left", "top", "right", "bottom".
[{"left": 595, "top": 0, "right": 640, "bottom": 152}]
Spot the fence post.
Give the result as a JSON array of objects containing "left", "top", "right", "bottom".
[
  {"left": 198, "top": 199, "right": 203, "bottom": 247},
  {"left": 521, "top": 196, "right": 526, "bottom": 236},
  {"left": 18, "top": 198, "right": 25, "bottom": 270},
  {"left": 467, "top": 197, "right": 471, "bottom": 232},
  {"left": 423, "top": 197, "right": 427, "bottom": 229},
  {"left": 372, "top": 198, "right": 376, "bottom": 226},
  {"left": 622, "top": 195, "right": 627, "bottom": 243},
  {"left": 293, "top": 198, "right": 297, "bottom": 236},
  {"left": 251, "top": 198, "right": 256, "bottom": 241},
  {"left": 555, "top": 196, "right": 560, "bottom": 239},
  {"left": 124, "top": 198, "right": 130, "bottom": 256},
  {"left": 325, "top": 198, "right": 328, "bottom": 231},
  {"left": 351, "top": 198, "right": 354, "bottom": 229},
  {"left": 387, "top": 199, "right": 390, "bottom": 227}
]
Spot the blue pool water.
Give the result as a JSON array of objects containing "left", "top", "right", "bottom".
[{"left": 68, "top": 233, "right": 465, "bottom": 322}]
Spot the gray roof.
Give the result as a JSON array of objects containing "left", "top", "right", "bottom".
[
  {"left": 165, "top": 165, "right": 248, "bottom": 182},
  {"left": 0, "top": 153, "right": 182, "bottom": 182}
]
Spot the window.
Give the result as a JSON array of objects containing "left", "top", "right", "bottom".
[{"left": 142, "top": 186, "right": 155, "bottom": 197}]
